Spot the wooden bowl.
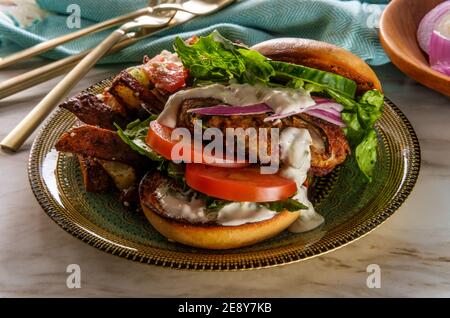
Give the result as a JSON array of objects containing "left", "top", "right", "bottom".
[{"left": 380, "top": 0, "right": 450, "bottom": 97}]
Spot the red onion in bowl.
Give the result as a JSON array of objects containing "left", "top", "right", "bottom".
[
  {"left": 417, "top": 1, "right": 450, "bottom": 54},
  {"left": 429, "top": 30, "right": 450, "bottom": 76}
]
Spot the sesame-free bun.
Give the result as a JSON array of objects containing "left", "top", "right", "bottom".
[
  {"left": 141, "top": 205, "right": 300, "bottom": 250},
  {"left": 139, "top": 172, "right": 300, "bottom": 250},
  {"left": 251, "top": 38, "right": 382, "bottom": 94}
]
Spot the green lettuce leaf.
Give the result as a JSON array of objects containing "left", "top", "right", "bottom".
[
  {"left": 260, "top": 198, "right": 307, "bottom": 212},
  {"left": 202, "top": 197, "right": 308, "bottom": 214},
  {"left": 355, "top": 129, "right": 378, "bottom": 181},
  {"left": 328, "top": 89, "right": 384, "bottom": 180},
  {"left": 174, "top": 30, "right": 274, "bottom": 85},
  {"left": 115, "top": 116, "right": 163, "bottom": 161},
  {"left": 202, "top": 196, "right": 230, "bottom": 213},
  {"left": 237, "top": 47, "right": 276, "bottom": 84}
]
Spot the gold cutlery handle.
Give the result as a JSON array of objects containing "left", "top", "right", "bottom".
[
  {"left": 0, "top": 28, "right": 127, "bottom": 151},
  {"left": 0, "top": 54, "right": 82, "bottom": 100},
  {"left": 0, "top": 33, "right": 140, "bottom": 100},
  {"left": 0, "top": 8, "right": 150, "bottom": 70}
]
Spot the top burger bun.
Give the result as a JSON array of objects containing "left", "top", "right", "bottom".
[{"left": 251, "top": 38, "right": 382, "bottom": 94}]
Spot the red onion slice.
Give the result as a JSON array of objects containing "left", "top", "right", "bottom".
[
  {"left": 186, "top": 98, "right": 346, "bottom": 127},
  {"left": 187, "top": 103, "right": 272, "bottom": 116},
  {"left": 312, "top": 96, "right": 333, "bottom": 104},
  {"left": 429, "top": 30, "right": 450, "bottom": 76},
  {"left": 417, "top": 2, "right": 450, "bottom": 53},
  {"left": 264, "top": 98, "right": 345, "bottom": 127},
  {"left": 264, "top": 99, "right": 345, "bottom": 124},
  {"left": 264, "top": 111, "right": 297, "bottom": 122},
  {"left": 304, "top": 108, "right": 346, "bottom": 127},
  {"left": 307, "top": 102, "right": 344, "bottom": 112}
]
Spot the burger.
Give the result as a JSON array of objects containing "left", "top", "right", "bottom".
[
  {"left": 56, "top": 31, "right": 384, "bottom": 250},
  {"left": 139, "top": 32, "right": 384, "bottom": 249}
]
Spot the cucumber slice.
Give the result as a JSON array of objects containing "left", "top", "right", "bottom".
[
  {"left": 128, "top": 66, "right": 150, "bottom": 87},
  {"left": 270, "top": 60, "right": 357, "bottom": 98}
]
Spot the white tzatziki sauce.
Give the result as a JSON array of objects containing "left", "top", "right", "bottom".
[
  {"left": 215, "top": 202, "right": 276, "bottom": 226},
  {"left": 155, "top": 187, "right": 277, "bottom": 226},
  {"left": 157, "top": 83, "right": 315, "bottom": 128},
  {"left": 155, "top": 187, "right": 210, "bottom": 223},
  {"left": 279, "top": 127, "right": 324, "bottom": 233}
]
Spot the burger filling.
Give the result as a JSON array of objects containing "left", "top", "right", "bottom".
[
  {"left": 147, "top": 124, "right": 323, "bottom": 232},
  {"left": 112, "top": 31, "right": 384, "bottom": 234}
]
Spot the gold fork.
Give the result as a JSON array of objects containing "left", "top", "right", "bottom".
[
  {"left": 0, "top": 0, "right": 176, "bottom": 100},
  {"left": 0, "top": 0, "right": 167, "bottom": 70},
  {"left": 0, "top": 11, "right": 175, "bottom": 152},
  {"left": 0, "top": 0, "right": 236, "bottom": 101},
  {"left": 0, "top": 0, "right": 236, "bottom": 151}
]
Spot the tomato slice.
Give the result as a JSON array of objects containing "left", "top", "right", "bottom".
[
  {"left": 143, "top": 51, "right": 188, "bottom": 93},
  {"left": 185, "top": 164, "right": 297, "bottom": 202},
  {"left": 146, "top": 120, "right": 249, "bottom": 168},
  {"left": 146, "top": 120, "right": 177, "bottom": 160}
]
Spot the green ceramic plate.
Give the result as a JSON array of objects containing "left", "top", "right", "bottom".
[{"left": 28, "top": 78, "right": 420, "bottom": 271}]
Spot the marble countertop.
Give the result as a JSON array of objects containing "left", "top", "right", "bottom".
[{"left": 0, "top": 59, "right": 449, "bottom": 297}]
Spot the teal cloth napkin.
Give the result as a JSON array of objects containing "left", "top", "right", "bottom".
[{"left": 0, "top": 0, "right": 390, "bottom": 66}]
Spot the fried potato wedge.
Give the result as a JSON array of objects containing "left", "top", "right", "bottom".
[
  {"left": 97, "top": 159, "right": 136, "bottom": 190},
  {"left": 77, "top": 155, "right": 112, "bottom": 192},
  {"left": 108, "top": 67, "right": 167, "bottom": 114},
  {"left": 60, "top": 93, "right": 128, "bottom": 130},
  {"left": 55, "top": 125, "right": 147, "bottom": 167}
]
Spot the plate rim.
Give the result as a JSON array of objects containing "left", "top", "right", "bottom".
[{"left": 28, "top": 95, "right": 421, "bottom": 271}]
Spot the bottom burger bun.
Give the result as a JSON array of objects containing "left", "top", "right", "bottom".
[
  {"left": 139, "top": 171, "right": 301, "bottom": 250},
  {"left": 141, "top": 205, "right": 300, "bottom": 250}
]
